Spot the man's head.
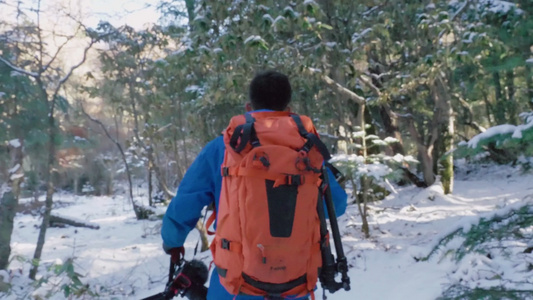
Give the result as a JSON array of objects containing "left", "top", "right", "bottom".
[{"left": 248, "top": 70, "right": 292, "bottom": 111}]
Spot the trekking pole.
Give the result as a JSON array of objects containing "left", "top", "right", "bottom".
[
  {"left": 321, "top": 166, "right": 351, "bottom": 292},
  {"left": 142, "top": 258, "right": 178, "bottom": 300},
  {"left": 168, "top": 258, "right": 176, "bottom": 286}
]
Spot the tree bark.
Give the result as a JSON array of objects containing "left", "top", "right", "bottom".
[
  {"left": 30, "top": 97, "right": 56, "bottom": 280},
  {"left": 380, "top": 104, "right": 406, "bottom": 155},
  {"left": 434, "top": 76, "right": 454, "bottom": 194},
  {"left": 0, "top": 139, "right": 24, "bottom": 269},
  {"left": 441, "top": 103, "right": 454, "bottom": 194},
  {"left": 457, "top": 96, "right": 486, "bottom": 134},
  {"left": 148, "top": 164, "right": 153, "bottom": 207},
  {"left": 0, "top": 189, "right": 16, "bottom": 270},
  {"left": 184, "top": 0, "right": 196, "bottom": 31},
  {"left": 493, "top": 72, "right": 506, "bottom": 124},
  {"left": 526, "top": 65, "right": 533, "bottom": 110},
  {"left": 505, "top": 70, "right": 517, "bottom": 125},
  {"left": 404, "top": 113, "right": 436, "bottom": 186}
]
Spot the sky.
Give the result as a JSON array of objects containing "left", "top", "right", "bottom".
[
  {"left": 86, "top": 0, "right": 161, "bottom": 29},
  {"left": 0, "top": 0, "right": 161, "bottom": 30}
]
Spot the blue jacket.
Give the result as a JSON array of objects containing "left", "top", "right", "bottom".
[{"left": 162, "top": 135, "right": 348, "bottom": 300}]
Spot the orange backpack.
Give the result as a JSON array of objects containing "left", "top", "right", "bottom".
[{"left": 209, "top": 111, "right": 331, "bottom": 298}]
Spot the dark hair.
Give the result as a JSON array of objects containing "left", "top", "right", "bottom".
[{"left": 249, "top": 70, "right": 292, "bottom": 111}]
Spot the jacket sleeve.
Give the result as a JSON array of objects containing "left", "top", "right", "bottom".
[
  {"left": 161, "top": 139, "right": 220, "bottom": 251},
  {"left": 326, "top": 167, "right": 348, "bottom": 217}
]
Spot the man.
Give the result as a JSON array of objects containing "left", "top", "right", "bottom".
[{"left": 161, "top": 70, "right": 347, "bottom": 300}]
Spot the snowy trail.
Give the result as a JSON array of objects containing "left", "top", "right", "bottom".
[{"left": 4, "top": 164, "right": 533, "bottom": 299}]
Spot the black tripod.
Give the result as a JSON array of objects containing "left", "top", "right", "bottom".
[{"left": 317, "top": 166, "right": 351, "bottom": 299}]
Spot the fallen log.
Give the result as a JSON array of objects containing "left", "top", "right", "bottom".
[{"left": 49, "top": 214, "right": 100, "bottom": 230}]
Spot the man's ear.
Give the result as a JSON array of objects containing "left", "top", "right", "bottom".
[{"left": 245, "top": 102, "right": 253, "bottom": 112}]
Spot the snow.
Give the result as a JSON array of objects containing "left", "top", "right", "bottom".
[
  {"left": 185, "top": 85, "right": 200, "bottom": 93},
  {"left": 481, "top": 0, "right": 522, "bottom": 15},
  {"left": 467, "top": 120, "right": 533, "bottom": 148},
  {"left": 272, "top": 15, "right": 286, "bottom": 26},
  {"left": 8, "top": 139, "right": 21, "bottom": 148},
  {"left": 262, "top": 14, "right": 274, "bottom": 24},
  {"left": 303, "top": 0, "right": 318, "bottom": 6},
  {"left": 244, "top": 35, "right": 264, "bottom": 45},
  {"left": 352, "top": 28, "right": 372, "bottom": 44},
  {"left": 2, "top": 164, "right": 533, "bottom": 299},
  {"left": 7, "top": 164, "right": 20, "bottom": 174}
]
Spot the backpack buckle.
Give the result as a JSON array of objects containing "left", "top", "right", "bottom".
[
  {"left": 222, "top": 167, "right": 229, "bottom": 177},
  {"left": 287, "top": 175, "right": 303, "bottom": 185},
  {"left": 221, "top": 238, "right": 231, "bottom": 250}
]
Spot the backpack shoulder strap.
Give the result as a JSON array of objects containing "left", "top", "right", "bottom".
[
  {"left": 290, "top": 114, "right": 331, "bottom": 161},
  {"left": 229, "top": 114, "right": 260, "bottom": 153}
]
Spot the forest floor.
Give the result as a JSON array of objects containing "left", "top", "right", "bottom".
[{"left": 2, "top": 162, "right": 533, "bottom": 300}]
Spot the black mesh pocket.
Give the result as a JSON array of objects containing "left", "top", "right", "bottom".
[{"left": 265, "top": 180, "right": 298, "bottom": 238}]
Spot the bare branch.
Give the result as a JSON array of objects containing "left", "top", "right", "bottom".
[
  {"left": 320, "top": 73, "right": 365, "bottom": 104},
  {"left": 42, "top": 25, "right": 82, "bottom": 73},
  {"left": 452, "top": 0, "right": 471, "bottom": 21},
  {"left": 50, "top": 38, "right": 97, "bottom": 99},
  {"left": 359, "top": 74, "right": 381, "bottom": 96},
  {"left": 369, "top": 72, "right": 391, "bottom": 81},
  {"left": 0, "top": 56, "right": 39, "bottom": 77},
  {"left": 36, "top": 0, "right": 44, "bottom": 72},
  {"left": 456, "top": 94, "right": 486, "bottom": 133},
  {"left": 80, "top": 103, "right": 136, "bottom": 206}
]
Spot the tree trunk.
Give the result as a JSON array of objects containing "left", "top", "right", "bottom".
[
  {"left": 359, "top": 176, "right": 370, "bottom": 239},
  {"left": 493, "top": 72, "right": 506, "bottom": 124},
  {"left": 505, "top": 70, "right": 517, "bottom": 124},
  {"left": 0, "top": 189, "right": 17, "bottom": 270},
  {"left": 184, "top": 0, "right": 195, "bottom": 31},
  {"left": 357, "top": 103, "right": 370, "bottom": 238},
  {"left": 435, "top": 76, "right": 454, "bottom": 194},
  {"left": 29, "top": 110, "right": 56, "bottom": 280},
  {"left": 405, "top": 115, "right": 436, "bottom": 187},
  {"left": 83, "top": 107, "right": 141, "bottom": 219},
  {"left": 0, "top": 139, "right": 24, "bottom": 269},
  {"left": 482, "top": 89, "right": 494, "bottom": 127},
  {"left": 526, "top": 65, "right": 533, "bottom": 110},
  {"left": 380, "top": 104, "right": 405, "bottom": 155},
  {"left": 441, "top": 106, "right": 454, "bottom": 194},
  {"left": 148, "top": 164, "right": 153, "bottom": 207},
  {"left": 420, "top": 149, "right": 435, "bottom": 186},
  {"left": 177, "top": 97, "right": 189, "bottom": 171}
]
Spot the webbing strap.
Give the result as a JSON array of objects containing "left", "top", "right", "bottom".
[
  {"left": 290, "top": 115, "right": 331, "bottom": 161},
  {"left": 242, "top": 273, "right": 307, "bottom": 295},
  {"left": 229, "top": 114, "right": 260, "bottom": 153},
  {"left": 219, "top": 238, "right": 242, "bottom": 253},
  {"left": 234, "top": 168, "right": 320, "bottom": 186}
]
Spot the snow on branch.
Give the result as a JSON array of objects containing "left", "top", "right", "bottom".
[
  {"left": 467, "top": 121, "right": 533, "bottom": 149},
  {"left": 9, "top": 139, "right": 21, "bottom": 148},
  {"left": 0, "top": 56, "right": 39, "bottom": 78},
  {"left": 319, "top": 72, "right": 365, "bottom": 104}
]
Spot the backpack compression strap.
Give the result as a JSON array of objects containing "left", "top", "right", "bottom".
[
  {"left": 290, "top": 114, "right": 331, "bottom": 161},
  {"left": 229, "top": 114, "right": 260, "bottom": 153}
]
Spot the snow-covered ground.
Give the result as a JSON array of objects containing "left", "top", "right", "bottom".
[{"left": 2, "top": 163, "right": 533, "bottom": 300}]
